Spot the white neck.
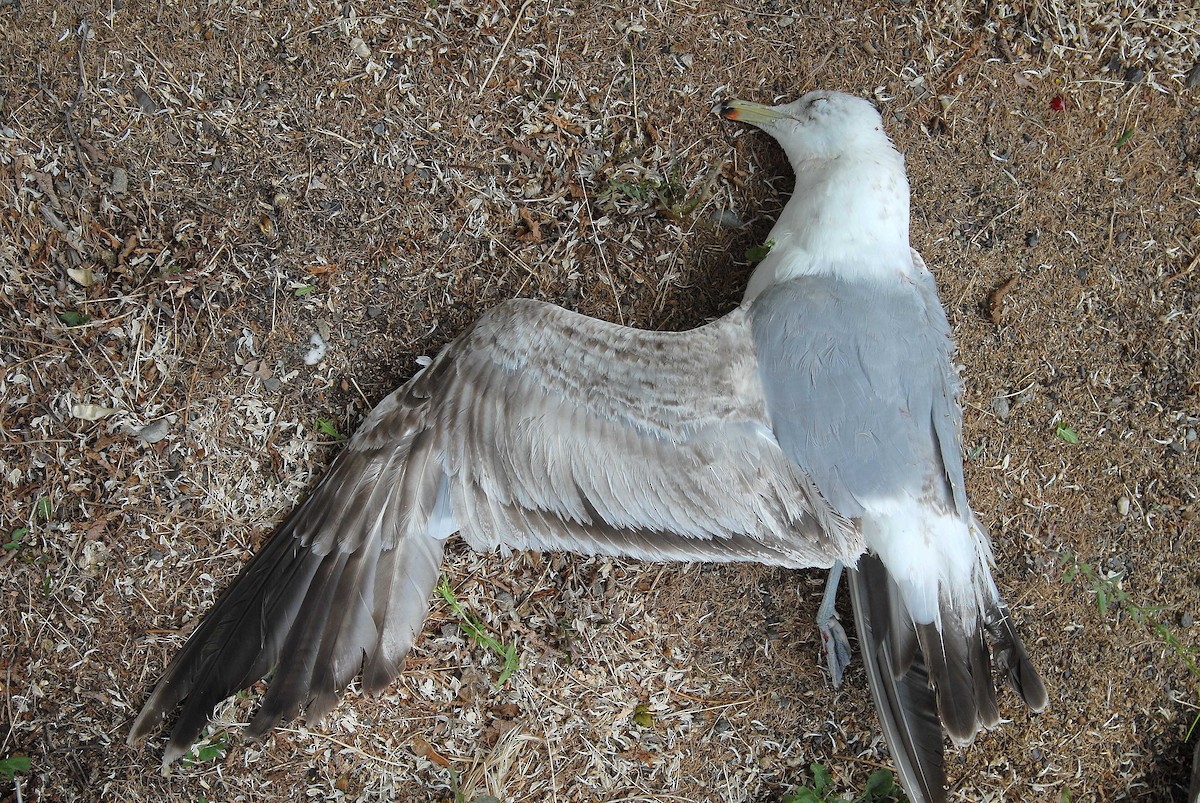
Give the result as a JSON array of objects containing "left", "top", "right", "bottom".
[{"left": 743, "top": 150, "right": 912, "bottom": 301}]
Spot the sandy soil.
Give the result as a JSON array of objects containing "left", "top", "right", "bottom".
[{"left": 2, "top": 1, "right": 1199, "bottom": 801}]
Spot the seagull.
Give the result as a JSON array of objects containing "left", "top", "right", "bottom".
[{"left": 128, "top": 90, "right": 1046, "bottom": 801}]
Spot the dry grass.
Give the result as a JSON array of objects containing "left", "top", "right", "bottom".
[{"left": 2, "top": 0, "right": 1199, "bottom": 801}]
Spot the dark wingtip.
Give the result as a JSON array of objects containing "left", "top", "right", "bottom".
[
  {"left": 988, "top": 601, "right": 1048, "bottom": 713},
  {"left": 1014, "top": 656, "right": 1048, "bottom": 713},
  {"left": 1190, "top": 739, "right": 1200, "bottom": 803}
]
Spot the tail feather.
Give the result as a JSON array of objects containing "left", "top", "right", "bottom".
[
  {"left": 917, "top": 617, "right": 981, "bottom": 747},
  {"left": 848, "top": 552, "right": 1046, "bottom": 803},
  {"left": 968, "top": 625, "right": 1000, "bottom": 730},
  {"left": 849, "top": 556, "right": 945, "bottom": 802}
]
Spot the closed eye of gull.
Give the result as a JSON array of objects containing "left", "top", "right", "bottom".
[{"left": 128, "top": 89, "right": 1046, "bottom": 802}]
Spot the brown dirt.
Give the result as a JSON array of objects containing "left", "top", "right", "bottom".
[{"left": 2, "top": 1, "right": 1199, "bottom": 801}]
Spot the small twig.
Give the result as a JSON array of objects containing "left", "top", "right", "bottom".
[
  {"left": 273, "top": 728, "right": 418, "bottom": 770},
  {"left": 2, "top": 653, "right": 15, "bottom": 755},
  {"left": 182, "top": 331, "right": 214, "bottom": 428},
  {"left": 829, "top": 753, "right": 898, "bottom": 772},
  {"left": 348, "top": 376, "right": 371, "bottom": 408},
  {"left": 938, "top": 32, "right": 985, "bottom": 96},
  {"left": 1162, "top": 250, "right": 1199, "bottom": 286},
  {"left": 572, "top": 154, "right": 624, "bottom": 325},
  {"left": 313, "top": 127, "right": 363, "bottom": 149},
  {"left": 629, "top": 44, "right": 641, "bottom": 144},
  {"left": 64, "top": 18, "right": 92, "bottom": 178},
  {"left": 478, "top": 0, "right": 533, "bottom": 97}
]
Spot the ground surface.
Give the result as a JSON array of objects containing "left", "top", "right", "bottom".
[{"left": 2, "top": 1, "right": 1199, "bottom": 801}]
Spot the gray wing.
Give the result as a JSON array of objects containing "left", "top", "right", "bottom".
[
  {"left": 362, "top": 298, "right": 857, "bottom": 563},
  {"left": 129, "top": 297, "right": 861, "bottom": 765},
  {"left": 748, "top": 263, "right": 963, "bottom": 517}
]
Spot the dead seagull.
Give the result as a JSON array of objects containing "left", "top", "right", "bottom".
[{"left": 128, "top": 90, "right": 1046, "bottom": 801}]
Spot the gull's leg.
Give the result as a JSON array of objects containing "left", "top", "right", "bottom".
[{"left": 818, "top": 561, "right": 852, "bottom": 687}]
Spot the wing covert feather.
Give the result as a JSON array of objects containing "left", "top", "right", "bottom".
[
  {"left": 749, "top": 269, "right": 965, "bottom": 518},
  {"left": 394, "top": 298, "right": 860, "bottom": 565}
]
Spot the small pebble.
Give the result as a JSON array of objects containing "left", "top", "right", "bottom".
[
  {"left": 367, "top": 304, "right": 383, "bottom": 318},
  {"left": 1188, "top": 64, "right": 1200, "bottom": 91},
  {"left": 135, "top": 419, "right": 170, "bottom": 444},
  {"left": 1116, "top": 495, "right": 1130, "bottom": 516},
  {"left": 110, "top": 166, "right": 128, "bottom": 196},
  {"left": 1024, "top": 230, "right": 1039, "bottom": 247},
  {"left": 991, "top": 395, "right": 1011, "bottom": 420},
  {"left": 709, "top": 208, "right": 743, "bottom": 229},
  {"left": 1124, "top": 65, "right": 1146, "bottom": 83},
  {"left": 1105, "top": 53, "right": 1122, "bottom": 73},
  {"left": 373, "top": 121, "right": 387, "bottom": 137},
  {"left": 134, "top": 86, "right": 157, "bottom": 114},
  {"left": 1181, "top": 612, "right": 1194, "bottom": 628}
]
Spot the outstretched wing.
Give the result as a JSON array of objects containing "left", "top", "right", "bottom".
[{"left": 129, "top": 297, "right": 861, "bottom": 765}]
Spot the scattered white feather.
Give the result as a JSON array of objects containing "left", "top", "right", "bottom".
[{"left": 303, "top": 333, "right": 328, "bottom": 365}]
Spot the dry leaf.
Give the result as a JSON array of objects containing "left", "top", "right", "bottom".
[
  {"left": 410, "top": 736, "right": 450, "bottom": 767},
  {"left": 71, "top": 403, "right": 118, "bottom": 421},
  {"left": 67, "top": 266, "right": 98, "bottom": 286}
]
